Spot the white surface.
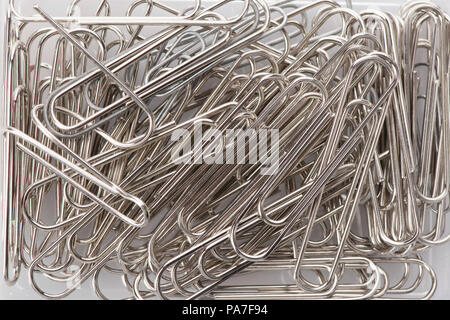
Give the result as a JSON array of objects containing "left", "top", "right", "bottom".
[{"left": 0, "top": 0, "right": 449, "bottom": 300}]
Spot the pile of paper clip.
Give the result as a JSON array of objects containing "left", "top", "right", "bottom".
[{"left": 3, "top": 0, "right": 450, "bottom": 299}]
